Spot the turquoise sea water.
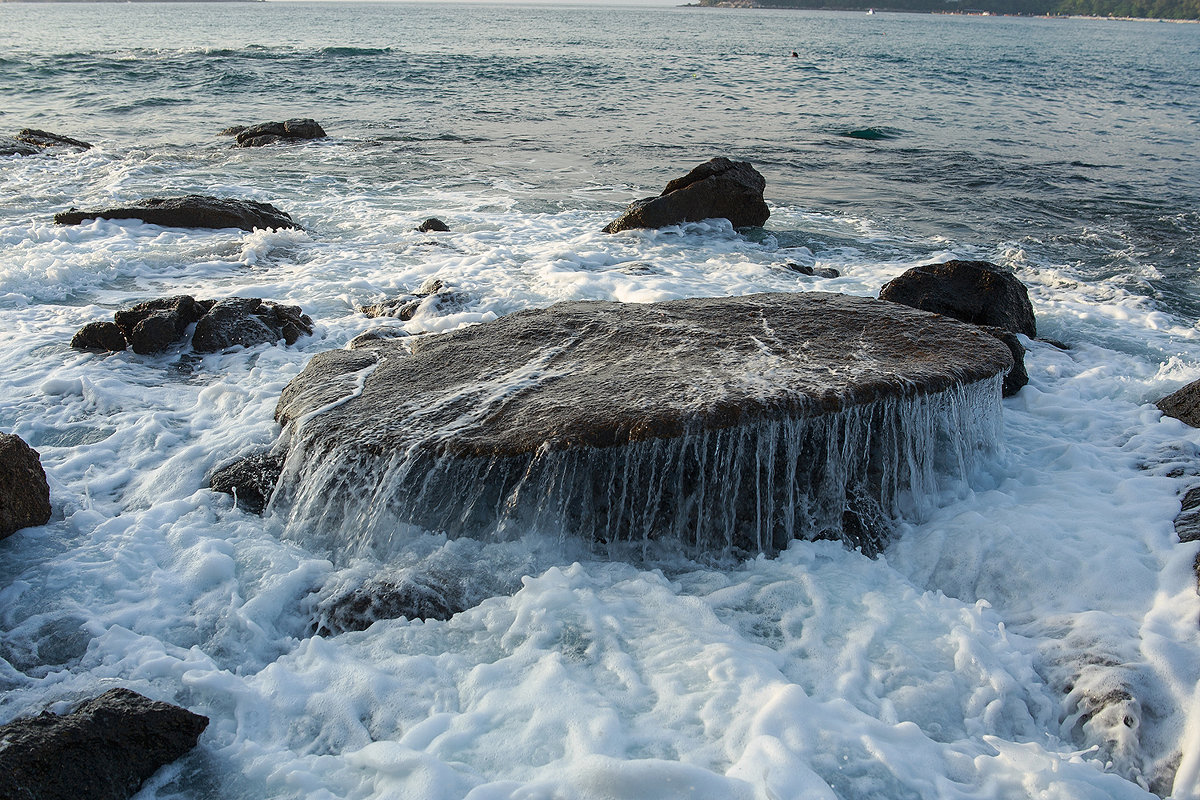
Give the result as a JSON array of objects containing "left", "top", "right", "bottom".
[{"left": 2, "top": 4, "right": 1200, "bottom": 799}]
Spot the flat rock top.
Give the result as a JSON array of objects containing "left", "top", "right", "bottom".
[{"left": 279, "top": 292, "right": 1013, "bottom": 458}]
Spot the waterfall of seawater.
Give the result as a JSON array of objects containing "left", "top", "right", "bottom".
[{"left": 272, "top": 374, "right": 1005, "bottom": 562}]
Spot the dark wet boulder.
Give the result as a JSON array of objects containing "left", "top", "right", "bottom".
[
  {"left": 113, "top": 295, "right": 212, "bottom": 355},
  {"left": 417, "top": 217, "right": 450, "bottom": 233},
  {"left": 70, "top": 321, "right": 128, "bottom": 352},
  {"left": 980, "top": 327, "right": 1028, "bottom": 398},
  {"left": 54, "top": 195, "right": 297, "bottom": 231},
  {"left": 603, "top": 157, "right": 770, "bottom": 234},
  {"left": 234, "top": 118, "right": 327, "bottom": 148},
  {"left": 781, "top": 262, "right": 840, "bottom": 279},
  {"left": 274, "top": 292, "right": 1013, "bottom": 558},
  {"left": 0, "top": 138, "right": 40, "bottom": 156},
  {"left": 1157, "top": 380, "right": 1200, "bottom": 428},
  {"left": 192, "top": 298, "right": 313, "bottom": 353},
  {"left": 0, "top": 687, "right": 208, "bottom": 800},
  {"left": 315, "top": 575, "right": 463, "bottom": 635},
  {"left": 0, "top": 433, "right": 52, "bottom": 540},
  {"left": 210, "top": 451, "right": 286, "bottom": 514},
  {"left": 878, "top": 259, "right": 1036, "bottom": 338}
]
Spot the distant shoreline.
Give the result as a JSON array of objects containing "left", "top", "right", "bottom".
[{"left": 682, "top": 3, "right": 1199, "bottom": 21}]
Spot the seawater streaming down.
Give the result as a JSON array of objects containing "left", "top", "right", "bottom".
[{"left": 0, "top": 3, "right": 1199, "bottom": 799}]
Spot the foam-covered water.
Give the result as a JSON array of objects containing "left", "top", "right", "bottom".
[{"left": 1, "top": 3, "right": 1198, "bottom": 799}]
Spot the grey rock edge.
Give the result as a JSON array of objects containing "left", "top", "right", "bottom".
[
  {"left": 603, "top": 157, "right": 770, "bottom": 233},
  {"left": 54, "top": 195, "right": 297, "bottom": 231},
  {"left": 266, "top": 292, "right": 1011, "bottom": 557},
  {"left": 0, "top": 687, "right": 208, "bottom": 800},
  {"left": 0, "top": 433, "right": 52, "bottom": 540}
]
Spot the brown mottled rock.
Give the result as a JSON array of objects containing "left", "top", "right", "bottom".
[
  {"left": 603, "top": 157, "right": 770, "bottom": 234},
  {"left": 234, "top": 118, "right": 327, "bottom": 148},
  {"left": 54, "top": 195, "right": 297, "bottom": 231},
  {"left": 0, "top": 688, "right": 208, "bottom": 800},
  {"left": 274, "top": 292, "right": 1013, "bottom": 557},
  {"left": 1157, "top": 380, "right": 1200, "bottom": 428},
  {"left": 0, "top": 433, "right": 51, "bottom": 540}
]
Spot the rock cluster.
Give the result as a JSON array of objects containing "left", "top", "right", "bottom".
[
  {"left": 879, "top": 259, "right": 1037, "bottom": 396},
  {"left": 0, "top": 688, "right": 208, "bottom": 800},
  {"left": 54, "top": 195, "right": 297, "bottom": 231},
  {"left": 71, "top": 295, "right": 313, "bottom": 355},
  {"left": 227, "top": 118, "right": 327, "bottom": 147},
  {"left": 603, "top": 157, "right": 770, "bottom": 233},
  {"left": 0, "top": 433, "right": 52, "bottom": 540}
]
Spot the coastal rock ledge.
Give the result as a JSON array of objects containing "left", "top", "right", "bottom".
[
  {"left": 603, "top": 157, "right": 770, "bottom": 233},
  {"left": 54, "top": 195, "right": 297, "bottom": 231},
  {"left": 271, "top": 292, "right": 1012, "bottom": 558}
]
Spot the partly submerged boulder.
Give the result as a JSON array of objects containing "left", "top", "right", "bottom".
[
  {"left": 273, "top": 292, "right": 1012, "bottom": 559},
  {"left": 360, "top": 279, "right": 470, "bottom": 322},
  {"left": 192, "top": 298, "right": 313, "bottom": 353},
  {"left": 114, "top": 295, "right": 213, "bottom": 355},
  {"left": 1, "top": 129, "right": 92, "bottom": 156},
  {"left": 879, "top": 259, "right": 1036, "bottom": 338},
  {"left": 54, "top": 195, "right": 297, "bottom": 231},
  {"left": 70, "top": 321, "right": 128, "bottom": 352},
  {"left": 210, "top": 451, "right": 286, "bottom": 514},
  {"left": 603, "top": 157, "right": 770, "bottom": 234},
  {"left": 233, "top": 118, "right": 327, "bottom": 148},
  {"left": 416, "top": 217, "right": 450, "bottom": 233},
  {"left": 0, "top": 433, "right": 52, "bottom": 540},
  {"left": 0, "top": 688, "right": 208, "bottom": 800}
]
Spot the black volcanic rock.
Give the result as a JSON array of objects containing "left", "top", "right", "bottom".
[
  {"left": 274, "top": 292, "right": 1013, "bottom": 557},
  {"left": 0, "top": 688, "right": 208, "bottom": 800},
  {"left": 603, "top": 157, "right": 770, "bottom": 234},
  {"left": 54, "top": 195, "right": 297, "bottom": 231},
  {"left": 192, "top": 298, "right": 313, "bottom": 353},
  {"left": 234, "top": 118, "right": 327, "bottom": 147},
  {"left": 70, "top": 321, "right": 128, "bottom": 352},
  {"left": 0, "top": 433, "right": 52, "bottom": 540},
  {"left": 879, "top": 259, "right": 1037, "bottom": 338},
  {"left": 417, "top": 217, "right": 450, "bottom": 232}
]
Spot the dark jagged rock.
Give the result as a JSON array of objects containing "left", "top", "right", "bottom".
[
  {"left": 603, "top": 157, "right": 770, "bottom": 234},
  {"left": 113, "top": 296, "right": 212, "bottom": 355},
  {"left": 210, "top": 451, "right": 285, "bottom": 514},
  {"left": 0, "top": 433, "right": 52, "bottom": 540},
  {"left": 0, "top": 687, "right": 208, "bottom": 800},
  {"left": 879, "top": 259, "right": 1037, "bottom": 338},
  {"left": 1157, "top": 379, "right": 1200, "bottom": 428},
  {"left": 416, "top": 217, "right": 450, "bottom": 233},
  {"left": 192, "top": 298, "right": 313, "bottom": 353},
  {"left": 981, "top": 327, "right": 1028, "bottom": 398},
  {"left": 218, "top": 125, "right": 247, "bottom": 136},
  {"left": 70, "top": 321, "right": 128, "bottom": 352},
  {"left": 0, "top": 138, "right": 41, "bottom": 157},
  {"left": 781, "top": 262, "right": 840, "bottom": 279},
  {"left": 234, "top": 118, "right": 327, "bottom": 148},
  {"left": 274, "top": 292, "right": 1013, "bottom": 557},
  {"left": 16, "top": 129, "right": 93, "bottom": 150},
  {"left": 54, "top": 195, "right": 297, "bottom": 231}
]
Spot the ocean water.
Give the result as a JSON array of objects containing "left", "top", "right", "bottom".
[{"left": 1, "top": 2, "right": 1199, "bottom": 798}]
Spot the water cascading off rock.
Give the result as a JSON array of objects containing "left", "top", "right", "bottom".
[{"left": 270, "top": 292, "right": 1013, "bottom": 560}]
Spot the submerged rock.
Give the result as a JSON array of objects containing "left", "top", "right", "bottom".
[
  {"left": 360, "top": 279, "right": 470, "bottom": 322},
  {"left": 273, "top": 292, "right": 1012, "bottom": 558},
  {"left": 0, "top": 687, "right": 208, "bottom": 800},
  {"left": 315, "top": 575, "right": 463, "bottom": 634},
  {"left": 210, "top": 451, "right": 286, "bottom": 513},
  {"left": 0, "top": 433, "right": 52, "bottom": 540},
  {"left": 233, "top": 118, "right": 327, "bottom": 147},
  {"left": 1, "top": 129, "right": 92, "bottom": 156},
  {"left": 54, "top": 195, "right": 297, "bottom": 231},
  {"left": 603, "top": 157, "right": 770, "bottom": 234},
  {"left": 879, "top": 259, "right": 1037, "bottom": 338}
]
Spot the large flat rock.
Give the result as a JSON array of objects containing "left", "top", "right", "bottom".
[{"left": 273, "top": 293, "right": 1013, "bottom": 557}]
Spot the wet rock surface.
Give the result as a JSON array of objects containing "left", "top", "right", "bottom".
[
  {"left": 879, "top": 259, "right": 1037, "bottom": 338},
  {"left": 603, "top": 157, "right": 770, "bottom": 234},
  {"left": 70, "top": 296, "right": 311, "bottom": 355},
  {"left": 417, "top": 217, "right": 450, "bottom": 232},
  {"left": 233, "top": 118, "right": 327, "bottom": 147},
  {"left": 275, "top": 292, "right": 1012, "bottom": 556},
  {"left": 210, "top": 451, "right": 286, "bottom": 514},
  {"left": 0, "top": 687, "right": 208, "bottom": 800},
  {"left": 0, "top": 433, "right": 52, "bottom": 540},
  {"left": 54, "top": 195, "right": 297, "bottom": 231},
  {"left": 359, "top": 279, "right": 470, "bottom": 322},
  {"left": 1157, "top": 379, "right": 1200, "bottom": 428},
  {"left": 1, "top": 129, "right": 92, "bottom": 155}
]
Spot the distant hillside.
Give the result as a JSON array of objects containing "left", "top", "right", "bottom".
[{"left": 698, "top": 0, "right": 1200, "bottom": 19}]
